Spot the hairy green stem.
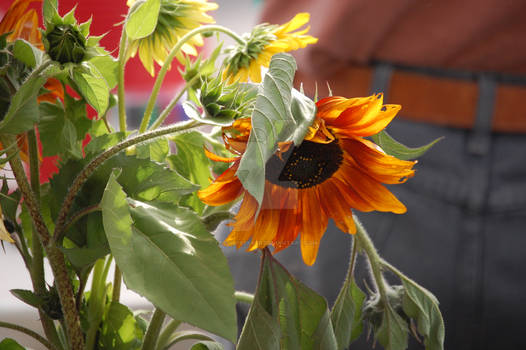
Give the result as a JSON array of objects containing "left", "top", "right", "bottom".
[
  {"left": 149, "top": 74, "right": 199, "bottom": 130},
  {"left": 234, "top": 291, "right": 255, "bottom": 305},
  {"left": 117, "top": 28, "right": 128, "bottom": 132},
  {"left": 52, "top": 120, "right": 201, "bottom": 243},
  {"left": 0, "top": 135, "right": 84, "bottom": 350},
  {"left": 62, "top": 204, "right": 100, "bottom": 234},
  {"left": 0, "top": 321, "right": 58, "bottom": 350},
  {"left": 139, "top": 24, "right": 245, "bottom": 133},
  {"left": 85, "top": 256, "right": 112, "bottom": 350},
  {"left": 155, "top": 319, "right": 181, "bottom": 350},
  {"left": 28, "top": 130, "right": 62, "bottom": 349},
  {"left": 353, "top": 215, "right": 388, "bottom": 302},
  {"left": 142, "top": 308, "right": 166, "bottom": 350}
]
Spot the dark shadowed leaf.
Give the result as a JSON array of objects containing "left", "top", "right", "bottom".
[
  {"left": 331, "top": 277, "right": 366, "bottom": 349},
  {"left": 238, "top": 251, "right": 337, "bottom": 350}
]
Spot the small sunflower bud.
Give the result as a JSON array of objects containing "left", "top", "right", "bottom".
[{"left": 45, "top": 24, "right": 86, "bottom": 64}]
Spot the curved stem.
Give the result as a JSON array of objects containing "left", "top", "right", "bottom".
[
  {"left": 139, "top": 24, "right": 245, "bottom": 133},
  {"left": 353, "top": 215, "right": 388, "bottom": 302},
  {"left": 142, "top": 308, "right": 166, "bottom": 350},
  {"left": 155, "top": 319, "right": 181, "bottom": 350},
  {"left": 117, "top": 28, "right": 128, "bottom": 132},
  {"left": 149, "top": 75, "right": 197, "bottom": 130},
  {"left": 52, "top": 120, "right": 202, "bottom": 243},
  {"left": 62, "top": 205, "right": 100, "bottom": 234},
  {"left": 0, "top": 321, "right": 58, "bottom": 350},
  {"left": 234, "top": 291, "right": 254, "bottom": 305}
]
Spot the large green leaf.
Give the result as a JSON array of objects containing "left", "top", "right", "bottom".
[
  {"left": 371, "top": 131, "right": 442, "bottom": 161},
  {"left": 236, "top": 53, "right": 316, "bottom": 206},
  {"left": 331, "top": 277, "right": 366, "bottom": 349},
  {"left": 238, "top": 251, "right": 337, "bottom": 350},
  {"left": 89, "top": 55, "right": 118, "bottom": 90},
  {"left": 401, "top": 280, "right": 444, "bottom": 350},
  {"left": 101, "top": 173, "right": 237, "bottom": 342},
  {"left": 125, "top": 0, "right": 161, "bottom": 40}
]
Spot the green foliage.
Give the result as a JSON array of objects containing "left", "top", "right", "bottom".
[
  {"left": 236, "top": 53, "right": 316, "bottom": 206},
  {"left": 237, "top": 251, "right": 338, "bottom": 350},
  {"left": 400, "top": 278, "right": 445, "bottom": 350},
  {"left": 12, "top": 40, "right": 43, "bottom": 68},
  {"left": 98, "top": 302, "right": 145, "bottom": 350},
  {"left": 101, "top": 172, "right": 237, "bottom": 342},
  {"left": 371, "top": 131, "right": 442, "bottom": 161},
  {"left": 0, "top": 339, "right": 25, "bottom": 350},
  {"left": 71, "top": 62, "right": 109, "bottom": 115},
  {"left": 125, "top": 0, "right": 161, "bottom": 40},
  {"left": 10, "top": 289, "right": 44, "bottom": 308},
  {"left": 376, "top": 305, "right": 409, "bottom": 350},
  {"left": 191, "top": 341, "right": 224, "bottom": 350},
  {"left": 331, "top": 277, "right": 366, "bottom": 349}
]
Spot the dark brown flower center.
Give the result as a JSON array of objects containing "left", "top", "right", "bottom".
[{"left": 265, "top": 140, "right": 343, "bottom": 189}]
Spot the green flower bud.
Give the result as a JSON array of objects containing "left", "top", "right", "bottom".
[{"left": 45, "top": 24, "right": 86, "bottom": 64}]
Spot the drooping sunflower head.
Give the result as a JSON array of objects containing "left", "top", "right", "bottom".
[
  {"left": 198, "top": 93, "right": 417, "bottom": 265},
  {"left": 126, "top": 0, "right": 218, "bottom": 76},
  {"left": 222, "top": 13, "right": 318, "bottom": 84},
  {"left": 0, "top": 0, "right": 42, "bottom": 48}
]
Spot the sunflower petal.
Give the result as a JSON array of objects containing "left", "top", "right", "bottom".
[{"left": 300, "top": 188, "right": 327, "bottom": 265}]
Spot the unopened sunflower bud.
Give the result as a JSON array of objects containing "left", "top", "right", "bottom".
[
  {"left": 363, "top": 285, "right": 409, "bottom": 329},
  {"left": 45, "top": 24, "right": 86, "bottom": 64}
]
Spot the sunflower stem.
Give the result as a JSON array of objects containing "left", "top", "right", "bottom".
[
  {"left": 353, "top": 215, "right": 389, "bottom": 303},
  {"left": 142, "top": 308, "right": 166, "bottom": 350},
  {"left": 28, "top": 130, "right": 62, "bottom": 350},
  {"left": 139, "top": 24, "right": 245, "bottom": 133},
  {"left": 155, "top": 319, "right": 181, "bottom": 350},
  {"left": 112, "top": 265, "right": 122, "bottom": 303},
  {"left": 149, "top": 74, "right": 199, "bottom": 130},
  {"left": 52, "top": 120, "right": 202, "bottom": 244},
  {"left": 117, "top": 27, "right": 128, "bottom": 132},
  {"left": 0, "top": 134, "right": 83, "bottom": 350}
]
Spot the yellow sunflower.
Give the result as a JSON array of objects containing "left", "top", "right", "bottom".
[
  {"left": 198, "top": 94, "right": 416, "bottom": 265},
  {"left": 222, "top": 13, "right": 318, "bottom": 84},
  {"left": 126, "top": 0, "right": 218, "bottom": 76}
]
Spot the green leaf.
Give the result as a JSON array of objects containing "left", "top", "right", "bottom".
[
  {"left": 331, "top": 278, "right": 366, "bottom": 349},
  {"left": 371, "top": 131, "right": 442, "bottom": 160},
  {"left": 401, "top": 280, "right": 445, "bottom": 350},
  {"left": 89, "top": 55, "right": 118, "bottom": 90},
  {"left": 38, "top": 102, "right": 66, "bottom": 156},
  {"left": 125, "top": 0, "right": 161, "bottom": 40},
  {"left": 84, "top": 132, "right": 126, "bottom": 157},
  {"left": 191, "top": 341, "right": 224, "bottom": 350},
  {"left": 169, "top": 131, "right": 212, "bottom": 214},
  {"left": 135, "top": 137, "right": 169, "bottom": 162},
  {"left": 236, "top": 53, "right": 316, "bottom": 205},
  {"left": 164, "top": 331, "right": 216, "bottom": 349},
  {"left": 101, "top": 174, "right": 237, "bottom": 342},
  {"left": 98, "top": 302, "right": 144, "bottom": 350},
  {"left": 10, "top": 289, "right": 44, "bottom": 308},
  {"left": 376, "top": 305, "right": 409, "bottom": 350},
  {"left": 0, "top": 74, "right": 46, "bottom": 134},
  {"left": 71, "top": 63, "right": 109, "bottom": 115},
  {"left": 0, "top": 338, "right": 25, "bottom": 350},
  {"left": 238, "top": 251, "right": 338, "bottom": 350},
  {"left": 13, "top": 39, "right": 43, "bottom": 68}
]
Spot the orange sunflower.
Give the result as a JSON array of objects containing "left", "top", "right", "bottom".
[{"left": 198, "top": 93, "right": 416, "bottom": 265}]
